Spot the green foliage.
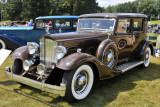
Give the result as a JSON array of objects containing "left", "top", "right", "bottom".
[
  {"left": 1, "top": 0, "right": 100, "bottom": 21},
  {"left": 104, "top": 0, "right": 160, "bottom": 21}
]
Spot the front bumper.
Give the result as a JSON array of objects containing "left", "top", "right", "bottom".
[{"left": 5, "top": 67, "right": 66, "bottom": 96}]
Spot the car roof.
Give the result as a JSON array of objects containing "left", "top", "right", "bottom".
[
  {"left": 79, "top": 13, "right": 147, "bottom": 18},
  {"left": 36, "top": 16, "right": 79, "bottom": 20}
]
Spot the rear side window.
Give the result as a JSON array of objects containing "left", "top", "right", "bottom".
[
  {"left": 117, "top": 19, "right": 131, "bottom": 33},
  {"left": 133, "top": 19, "right": 143, "bottom": 31}
]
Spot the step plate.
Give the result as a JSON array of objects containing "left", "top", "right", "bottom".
[{"left": 115, "top": 61, "right": 144, "bottom": 73}]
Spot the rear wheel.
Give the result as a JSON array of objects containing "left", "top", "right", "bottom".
[
  {"left": 64, "top": 64, "right": 94, "bottom": 102},
  {"left": 141, "top": 47, "right": 151, "bottom": 68},
  {"left": 0, "top": 39, "right": 6, "bottom": 49}
]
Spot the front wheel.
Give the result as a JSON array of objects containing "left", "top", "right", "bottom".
[
  {"left": 141, "top": 47, "right": 151, "bottom": 68},
  {"left": 64, "top": 64, "right": 94, "bottom": 102}
]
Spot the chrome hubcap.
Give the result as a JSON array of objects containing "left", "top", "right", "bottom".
[
  {"left": 74, "top": 71, "right": 88, "bottom": 94},
  {"left": 145, "top": 51, "right": 149, "bottom": 64},
  {"left": 106, "top": 49, "right": 115, "bottom": 67}
]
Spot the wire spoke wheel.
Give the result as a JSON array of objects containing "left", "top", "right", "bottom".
[{"left": 64, "top": 64, "right": 94, "bottom": 102}]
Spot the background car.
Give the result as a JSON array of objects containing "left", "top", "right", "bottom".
[{"left": 0, "top": 16, "right": 78, "bottom": 50}]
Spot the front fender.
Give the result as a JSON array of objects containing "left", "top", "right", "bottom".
[
  {"left": 57, "top": 53, "right": 117, "bottom": 79},
  {"left": 11, "top": 46, "right": 31, "bottom": 61}
]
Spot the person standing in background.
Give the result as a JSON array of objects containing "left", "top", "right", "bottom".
[
  {"left": 25, "top": 21, "right": 28, "bottom": 27},
  {"left": 28, "top": 19, "right": 33, "bottom": 27}
]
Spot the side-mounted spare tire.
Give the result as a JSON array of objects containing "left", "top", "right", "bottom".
[{"left": 96, "top": 39, "right": 118, "bottom": 69}]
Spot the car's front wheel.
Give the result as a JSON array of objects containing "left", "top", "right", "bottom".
[
  {"left": 64, "top": 64, "right": 94, "bottom": 102},
  {"left": 141, "top": 47, "right": 151, "bottom": 68}
]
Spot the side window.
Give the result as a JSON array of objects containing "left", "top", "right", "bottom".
[
  {"left": 133, "top": 19, "right": 143, "bottom": 31},
  {"left": 54, "top": 19, "right": 71, "bottom": 28},
  {"left": 117, "top": 19, "right": 131, "bottom": 33},
  {"left": 36, "top": 20, "right": 52, "bottom": 28}
]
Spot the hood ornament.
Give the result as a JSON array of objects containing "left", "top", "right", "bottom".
[{"left": 45, "top": 25, "right": 50, "bottom": 34}]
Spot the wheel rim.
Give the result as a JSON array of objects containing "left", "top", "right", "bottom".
[
  {"left": 105, "top": 48, "right": 115, "bottom": 67},
  {"left": 74, "top": 70, "right": 88, "bottom": 95},
  {"left": 144, "top": 47, "right": 151, "bottom": 67},
  {"left": 71, "top": 65, "right": 94, "bottom": 100}
]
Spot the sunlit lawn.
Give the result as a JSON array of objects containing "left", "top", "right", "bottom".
[{"left": 0, "top": 56, "right": 160, "bottom": 107}]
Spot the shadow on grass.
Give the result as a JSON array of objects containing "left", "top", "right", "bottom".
[
  {"left": 0, "top": 80, "right": 17, "bottom": 86},
  {"left": 1, "top": 62, "right": 160, "bottom": 107}
]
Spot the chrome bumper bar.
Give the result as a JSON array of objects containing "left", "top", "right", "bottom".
[{"left": 5, "top": 67, "right": 66, "bottom": 96}]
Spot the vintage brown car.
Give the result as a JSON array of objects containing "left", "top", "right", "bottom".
[{"left": 5, "top": 13, "right": 154, "bottom": 102}]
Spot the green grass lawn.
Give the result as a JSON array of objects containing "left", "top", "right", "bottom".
[{"left": 0, "top": 57, "right": 160, "bottom": 107}]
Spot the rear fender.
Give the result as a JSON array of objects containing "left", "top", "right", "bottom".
[
  {"left": 57, "top": 53, "right": 116, "bottom": 79},
  {"left": 140, "top": 40, "right": 154, "bottom": 57},
  {"left": 11, "top": 46, "right": 31, "bottom": 61},
  {"left": 0, "top": 35, "right": 23, "bottom": 50}
]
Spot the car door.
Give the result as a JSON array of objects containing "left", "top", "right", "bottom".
[
  {"left": 131, "top": 18, "right": 146, "bottom": 52},
  {"left": 113, "top": 18, "right": 134, "bottom": 59}
]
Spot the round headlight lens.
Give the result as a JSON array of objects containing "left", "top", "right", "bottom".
[
  {"left": 23, "top": 60, "right": 33, "bottom": 71},
  {"left": 37, "top": 63, "right": 46, "bottom": 76},
  {"left": 55, "top": 46, "right": 67, "bottom": 60},
  {"left": 27, "top": 42, "right": 39, "bottom": 55}
]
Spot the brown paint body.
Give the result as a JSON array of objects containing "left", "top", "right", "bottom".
[{"left": 11, "top": 13, "right": 154, "bottom": 80}]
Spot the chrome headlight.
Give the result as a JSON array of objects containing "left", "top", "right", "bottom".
[
  {"left": 55, "top": 46, "right": 67, "bottom": 60},
  {"left": 23, "top": 60, "right": 33, "bottom": 71},
  {"left": 37, "top": 63, "right": 46, "bottom": 76},
  {"left": 27, "top": 42, "right": 39, "bottom": 55}
]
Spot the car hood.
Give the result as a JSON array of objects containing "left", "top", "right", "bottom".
[{"left": 43, "top": 31, "right": 109, "bottom": 41}]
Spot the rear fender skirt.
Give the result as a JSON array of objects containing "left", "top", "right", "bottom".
[
  {"left": 0, "top": 35, "right": 21, "bottom": 50},
  {"left": 11, "top": 46, "right": 31, "bottom": 61},
  {"left": 57, "top": 53, "right": 117, "bottom": 79},
  {"left": 140, "top": 40, "right": 154, "bottom": 58}
]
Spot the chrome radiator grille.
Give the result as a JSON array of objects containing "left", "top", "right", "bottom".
[{"left": 40, "top": 38, "right": 57, "bottom": 68}]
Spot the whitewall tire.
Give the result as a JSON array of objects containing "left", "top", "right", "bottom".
[
  {"left": 142, "top": 47, "right": 151, "bottom": 68},
  {"left": 0, "top": 39, "right": 6, "bottom": 49},
  {"left": 64, "top": 64, "right": 94, "bottom": 102}
]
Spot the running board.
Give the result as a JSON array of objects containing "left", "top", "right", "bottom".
[{"left": 115, "top": 61, "right": 144, "bottom": 73}]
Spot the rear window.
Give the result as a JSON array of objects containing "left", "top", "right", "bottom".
[
  {"left": 133, "top": 19, "right": 143, "bottom": 31},
  {"left": 36, "top": 20, "right": 52, "bottom": 28},
  {"left": 54, "top": 19, "right": 71, "bottom": 28}
]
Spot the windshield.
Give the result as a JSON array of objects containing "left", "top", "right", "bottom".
[{"left": 77, "top": 18, "right": 116, "bottom": 32}]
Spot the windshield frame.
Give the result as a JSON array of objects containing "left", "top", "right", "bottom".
[{"left": 77, "top": 18, "right": 116, "bottom": 32}]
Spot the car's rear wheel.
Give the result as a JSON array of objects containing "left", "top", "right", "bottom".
[
  {"left": 0, "top": 39, "right": 6, "bottom": 49},
  {"left": 64, "top": 64, "right": 94, "bottom": 102},
  {"left": 141, "top": 47, "right": 151, "bottom": 68}
]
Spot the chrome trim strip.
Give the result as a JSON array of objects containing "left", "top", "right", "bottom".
[
  {"left": 5, "top": 70, "right": 66, "bottom": 96},
  {"left": 122, "top": 61, "right": 144, "bottom": 73}
]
